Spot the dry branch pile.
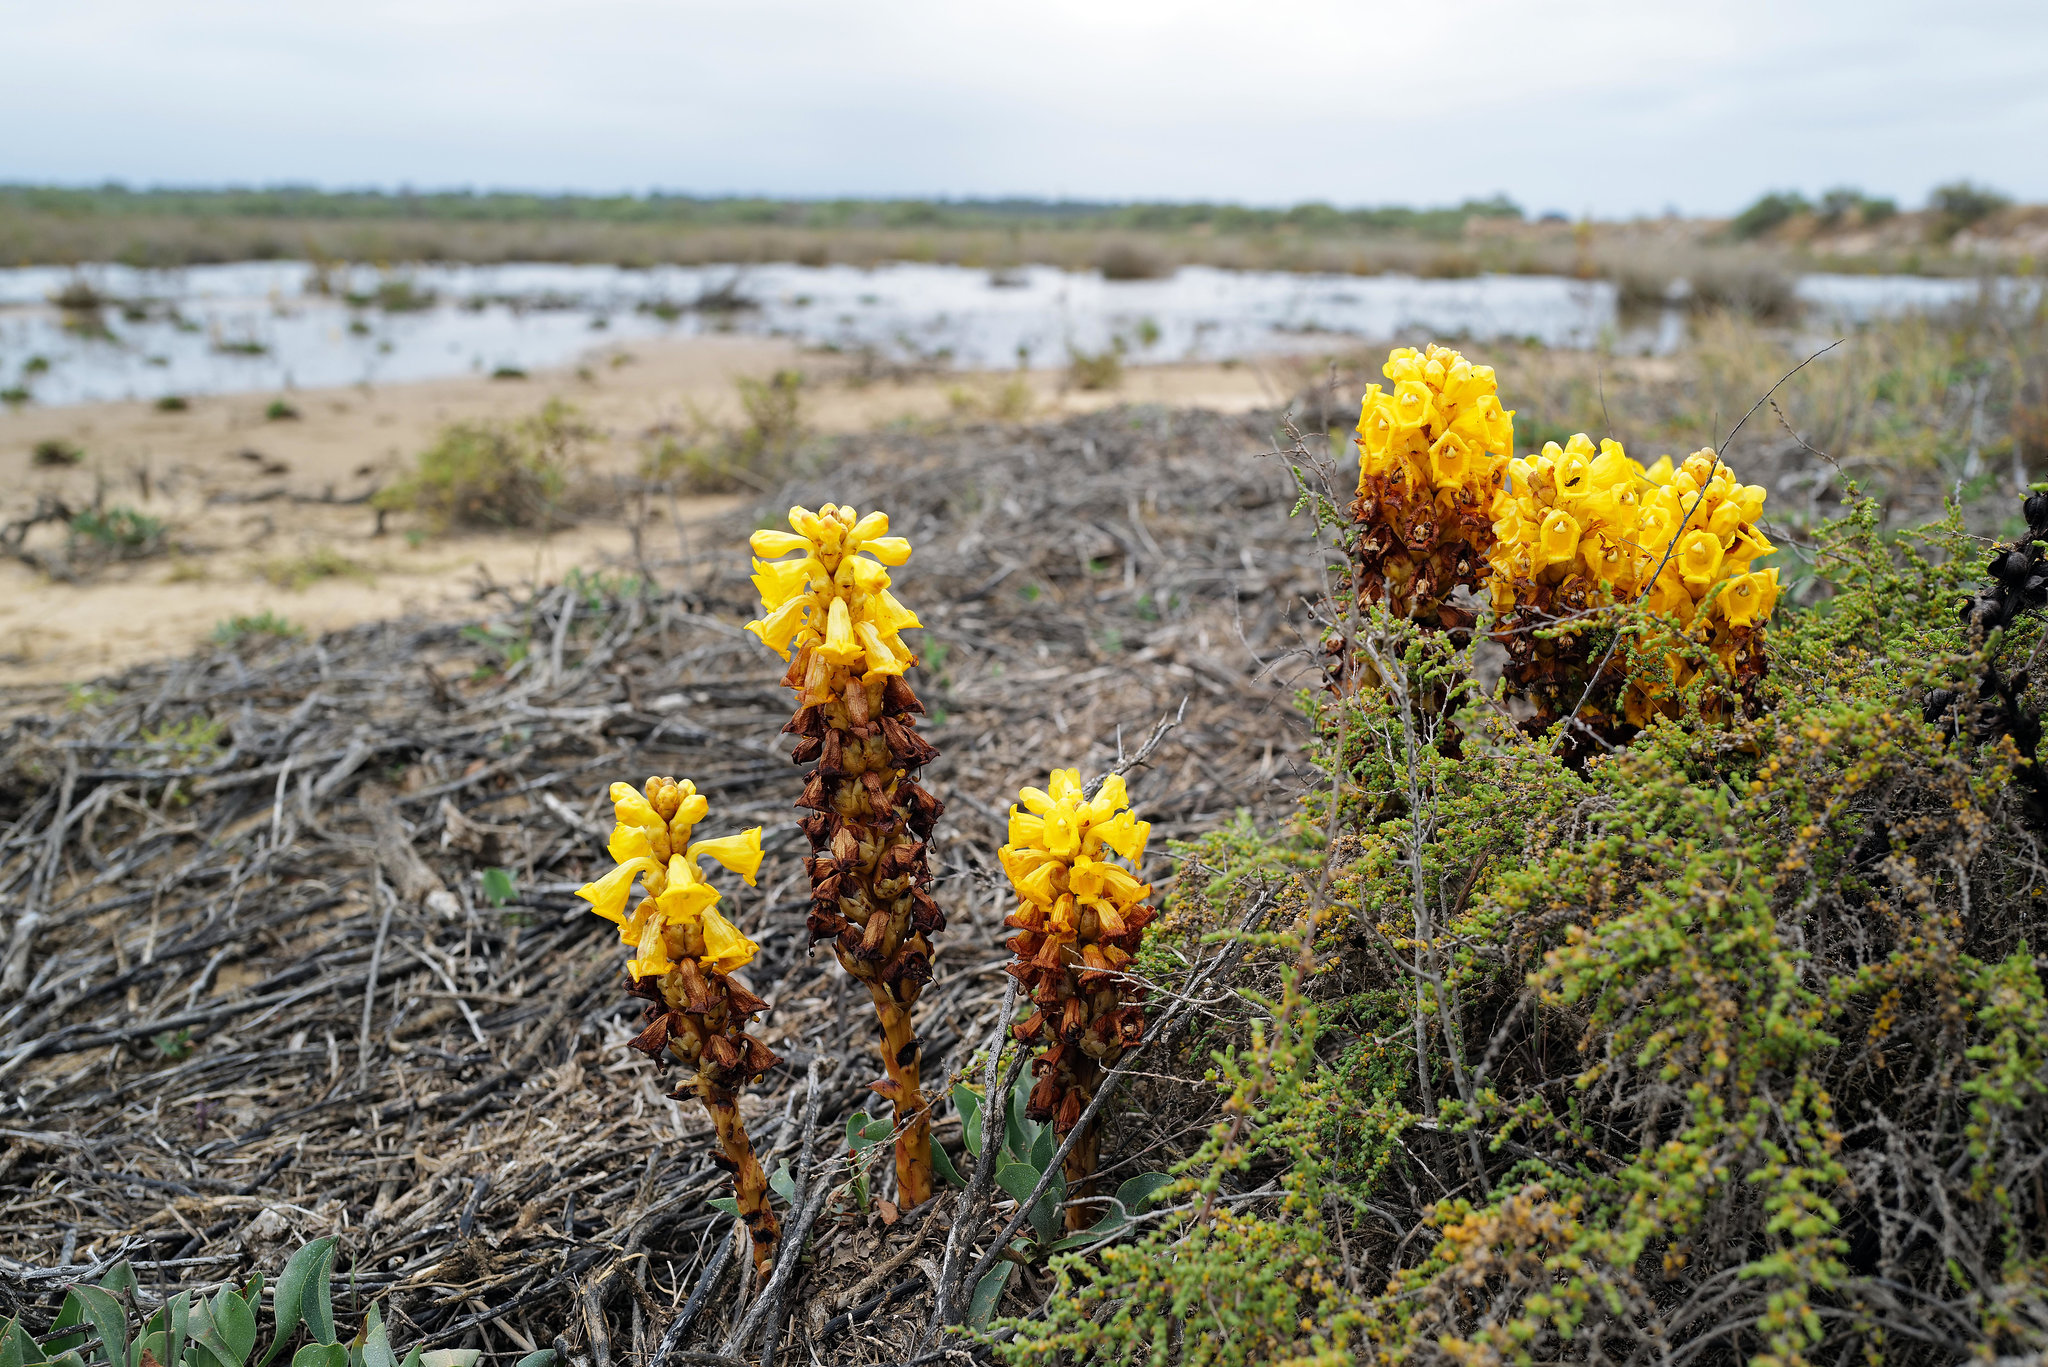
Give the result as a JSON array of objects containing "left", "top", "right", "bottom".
[{"left": 0, "top": 406, "right": 1319, "bottom": 1363}]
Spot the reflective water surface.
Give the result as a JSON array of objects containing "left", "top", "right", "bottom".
[{"left": 0, "top": 260, "right": 2027, "bottom": 408}]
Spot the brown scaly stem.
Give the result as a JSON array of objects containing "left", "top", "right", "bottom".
[
  {"left": 747, "top": 504, "right": 945, "bottom": 1208},
  {"left": 628, "top": 962, "right": 783, "bottom": 1273},
  {"left": 698, "top": 1069, "right": 779, "bottom": 1269},
  {"left": 791, "top": 666, "right": 944, "bottom": 1207}
]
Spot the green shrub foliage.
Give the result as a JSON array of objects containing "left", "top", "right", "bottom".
[{"left": 999, "top": 494, "right": 2048, "bottom": 1364}]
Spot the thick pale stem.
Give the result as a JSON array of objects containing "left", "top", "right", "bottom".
[
  {"left": 1060, "top": 1117, "right": 1101, "bottom": 1232},
  {"left": 866, "top": 983, "right": 933, "bottom": 1207},
  {"left": 1056, "top": 1054, "right": 1103, "bottom": 1231},
  {"left": 699, "top": 1073, "right": 781, "bottom": 1273}
]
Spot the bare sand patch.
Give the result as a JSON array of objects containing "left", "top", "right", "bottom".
[{"left": 0, "top": 338, "right": 1297, "bottom": 684}]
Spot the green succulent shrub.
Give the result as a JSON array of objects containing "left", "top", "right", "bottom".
[
  {"left": 997, "top": 492, "right": 2048, "bottom": 1365},
  {"left": 0, "top": 1242, "right": 552, "bottom": 1367}
]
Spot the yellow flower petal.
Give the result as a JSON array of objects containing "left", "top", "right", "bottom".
[
  {"left": 576, "top": 857, "right": 653, "bottom": 923},
  {"left": 607, "top": 825, "right": 655, "bottom": 865},
  {"left": 610, "top": 783, "right": 665, "bottom": 833},
  {"left": 690, "top": 828, "right": 765, "bottom": 886},
  {"left": 818, "top": 596, "right": 864, "bottom": 665},
  {"left": 750, "top": 529, "right": 812, "bottom": 558},
  {"left": 698, "top": 906, "right": 759, "bottom": 974},
  {"left": 745, "top": 595, "right": 811, "bottom": 660},
  {"left": 1677, "top": 529, "right": 1725, "bottom": 587}
]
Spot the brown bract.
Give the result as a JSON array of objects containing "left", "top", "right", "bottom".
[
  {"left": 1348, "top": 476, "right": 1493, "bottom": 632},
  {"left": 1003, "top": 880, "right": 1153, "bottom": 1228},
  {"left": 785, "top": 660, "right": 946, "bottom": 1207}
]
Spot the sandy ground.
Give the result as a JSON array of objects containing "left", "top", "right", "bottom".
[{"left": 0, "top": 337, "right": 1301, "bottom": 685}]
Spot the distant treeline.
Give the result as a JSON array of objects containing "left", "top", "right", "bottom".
[{"left": 0, "top": 184, "right": 1526, "bottom": 240}]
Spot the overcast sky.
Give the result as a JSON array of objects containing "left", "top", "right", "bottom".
[{"left": 6, "top": 0, "right": 2045, "bottom": 216}]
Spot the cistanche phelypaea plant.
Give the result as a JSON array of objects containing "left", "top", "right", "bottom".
[
  {"left": 997, "top": 767, "right": 1155, "bottom": 1229},
  {"left": 744, "top": 503, "right": 947, "bottom": 1208},
  {"left": 576, "top": 776, "right": 783, "bottom": 1271}
]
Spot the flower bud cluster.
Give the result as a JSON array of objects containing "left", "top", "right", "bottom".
[
  {"left": 1486, "top": 438, "right": 1780, "bottom": 731},
  {"left": 999, "top": 768, "right": 1155, "bottom": 1206},
  {"left": 576, "top": 777, "right": 782, "bottom": 1270},
  {"left": 748, "top": 503, "right": 946, "bottom": 1207},
  {"left": 1349, "top": 343, "right": 1515, "bottom": 628}
]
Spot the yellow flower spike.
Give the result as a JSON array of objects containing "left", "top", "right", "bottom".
[
  {"left": 744, "top": 501, "right": 944, "bottom": 1211},
  {"left": 999, "top": 764, "right": 1157, "bottom": 1230},
  {"left": 689, "top": 828, "right": 765, "bottom": 886},
  {"left": 1485, "top": 432, "right": 1776, "bottom": 747},
  {"left": 587, "top": 774, "right": 783, "bottom": 1278}
]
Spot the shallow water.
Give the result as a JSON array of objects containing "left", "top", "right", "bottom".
[{"left": 0, "top": 260, "right": 2027, "bottom": 408}]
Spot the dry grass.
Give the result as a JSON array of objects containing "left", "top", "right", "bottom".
[{"left": 0, "top": 404, "right": 1320, "bottom": 1362}]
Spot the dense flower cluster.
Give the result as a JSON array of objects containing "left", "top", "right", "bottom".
[
  {"left": 747, "top": 503, "right": 947, "bottom": 1207},
  {"left": 579, "top": 779, "right": 764, "bottom": 979},
  {"left": 746, "top": 504, "right": 920, "bottom": 696},
  {"left": 1348, "top": 343, "right": 1516, "bottom": 630},
  {"left": 577, "top": 777, "right": 782, "bottom": 1271},
  {"left": 1000, "top": 769, "right": 1156, "bottom": 1228},
  {"left": 1486, "top": 438, "right": 1779, "bottom": 733}
]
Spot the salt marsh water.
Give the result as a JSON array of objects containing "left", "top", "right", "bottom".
[{"left": 0, "top": 260, "right": 2026, "bottom": 408}]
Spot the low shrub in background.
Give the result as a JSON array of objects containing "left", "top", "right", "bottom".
[{"left": 373, "top": 399, "right": 589, "bottom": 531}]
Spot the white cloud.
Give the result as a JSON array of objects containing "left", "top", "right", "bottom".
[{"left": 2, "top": 0, "right": 2043, "bottom": 213}]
